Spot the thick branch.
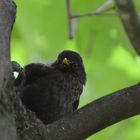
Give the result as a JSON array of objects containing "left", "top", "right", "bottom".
[
  {"left": 44, "top": 83, "right": 140, "bottom": 140},
  {"left": 115, "top": 0, "right": 140, "bottom": 55}
]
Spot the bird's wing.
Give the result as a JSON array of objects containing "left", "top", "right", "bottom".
[{"left": 15, "top": 63, "right": 49, "bottom": 86}]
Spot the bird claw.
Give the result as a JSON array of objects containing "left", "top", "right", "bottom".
[
  {"left": 11, "top": 61, "right": 26, "bottom": 87},
  {"left": 12, "top": 61, "right": 23, "bottom": 72}
]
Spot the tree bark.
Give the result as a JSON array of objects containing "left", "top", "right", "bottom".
[
  {"left": 115, "top": 0, "right": 140, "bottom": 55},
  {"left": 0, "top": 0, "right": 17, "bottom": 139}
]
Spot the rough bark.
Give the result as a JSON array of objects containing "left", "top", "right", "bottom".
[
  {"left": 0, "top": 0, "right": 17, "bottom": 139},
  {"left": 115, "top": 0, "right": 140, "bottom": 55}
]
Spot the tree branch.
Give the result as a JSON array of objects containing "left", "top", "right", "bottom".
[
  {"left": 72, "top": 0, "right": 116, "bottom": 18},
  {"left": 66, "top": 0, "right": 74, "bottom": 39},
  {"left": 115, "top": 0, "right": 140, "bottom": 55},
  {"left": 44, "top": 83, "right": 140, "bottom": 140},
  {"left": 66, "top": 0, "right": 116, "bottom": 39},
  {"left": 72, "top": 11, "right": 117, "bottom": 19}
]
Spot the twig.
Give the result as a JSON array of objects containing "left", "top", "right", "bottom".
[
  {"left": 66, "top": 0, "right": 73, "bottom": 39},
  {"left": 66, "top": 0, "right": 116, "bottom": 39},
  {"left": 72, "top": 11, "right": 117, "bottom": 18},
  {"left": 96, "top": 0, "right": 113, "bottom": 13}
]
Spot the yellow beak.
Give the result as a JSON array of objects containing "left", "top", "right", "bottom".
[{"left": 62, "top": 58, "right": 70, "bottom": 65}]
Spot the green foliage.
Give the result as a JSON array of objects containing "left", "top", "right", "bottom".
[{"left": 11, "top": 0, "right": 140, "bottom": 139}]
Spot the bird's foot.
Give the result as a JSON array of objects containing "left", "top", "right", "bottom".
[{"left": 11, "top": 61, "right": 26, "bottom": 87}]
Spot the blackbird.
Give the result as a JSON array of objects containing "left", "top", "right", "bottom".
[{"left": 16, "top": 50, "right": 86, "bottom": 124}]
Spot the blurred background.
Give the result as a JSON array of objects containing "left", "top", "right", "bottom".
[{"left": 11, "top": 0, "right": 140, "bottom": 139}]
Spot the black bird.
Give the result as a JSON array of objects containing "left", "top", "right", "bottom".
[{"left": 16, "top": 50, "right": 86, "bottom": 124}]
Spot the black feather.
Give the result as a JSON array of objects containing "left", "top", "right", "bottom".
[{"left": 16, "top": 50, "right": 86, "bottom": 124}]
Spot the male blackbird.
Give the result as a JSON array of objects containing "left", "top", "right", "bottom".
[{"left": 16, "top": 50, "right": 86, "bottom": 124}]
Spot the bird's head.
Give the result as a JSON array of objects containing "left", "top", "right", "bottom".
[{"left": 52, "top": 50, "right": 86, "bottom": 85}]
